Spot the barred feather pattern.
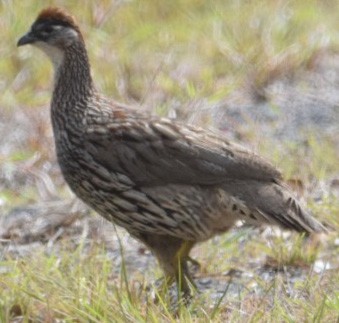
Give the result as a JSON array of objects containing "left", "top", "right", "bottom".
[{"left": 45, "top": 30, "right": 327, "bottom": 242}]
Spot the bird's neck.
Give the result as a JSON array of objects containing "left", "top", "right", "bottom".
[{"left": 51, "top": 41, "right": 94, "bottom": 116}]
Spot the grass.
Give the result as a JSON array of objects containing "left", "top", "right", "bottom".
[
  {"left": 0, "top": 0, "right": 338, "bottom": 322},
  {"left": 1, "top": 236, "right": 338, "bottom": 322},
  {"left": 2, "top": 0, "right": 339, "bottom": 110}
]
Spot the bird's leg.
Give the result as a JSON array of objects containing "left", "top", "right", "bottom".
[
  {"left": 136, "top": 234, "right": 197, "bottom": 303},
  {"left": 173, "top": 241, "right": 198, "bottom": 300},
  {"left": 155, "top": 241, "right": 197, "bottom": 305}
]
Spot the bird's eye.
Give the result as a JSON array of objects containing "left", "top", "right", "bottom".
[{"left": 44, "top": 26, "right": 54, "bottom": 33}]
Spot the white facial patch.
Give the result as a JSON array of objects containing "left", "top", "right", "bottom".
[{"left": 34, "top": 41, "right": 64, "bottom": 70}]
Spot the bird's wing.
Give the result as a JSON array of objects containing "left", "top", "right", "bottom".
[{"left": 84, "top": 117, "right": 282, "bottom": 186}]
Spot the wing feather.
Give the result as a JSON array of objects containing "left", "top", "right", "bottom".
[{"left": 84, "top": 117, "right": 282, "bottom": 186}]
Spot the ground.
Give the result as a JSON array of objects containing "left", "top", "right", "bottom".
[{"left": 0, "top": 1, "right": 338, "bottom": 322}]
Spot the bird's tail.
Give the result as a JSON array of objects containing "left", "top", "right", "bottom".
[{"left": 222, "top": 180, "right": 328, "bottom": 233}]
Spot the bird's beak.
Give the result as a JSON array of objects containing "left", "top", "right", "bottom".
[{"left": 17, "top": 31, "right": 36, "bottom": 46}]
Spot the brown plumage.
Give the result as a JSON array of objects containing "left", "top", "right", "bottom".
[{"left": 18, "top": 7, "right": 327, "bottom": 298}]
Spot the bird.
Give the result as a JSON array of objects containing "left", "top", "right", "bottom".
[{"left": 17, "top": 7, "right": 327, "bottom": 299}]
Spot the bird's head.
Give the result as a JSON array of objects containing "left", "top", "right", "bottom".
[{"left": 17, "top": 7, "right": 83, "bottom": 67}]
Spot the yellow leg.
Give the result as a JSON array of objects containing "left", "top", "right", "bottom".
[
  {"left": 174, "top": 241, "right": 198, "bottom": 298},
  {"left": 155, "top": 241, "right": 197, "bottom": 300},
  {"left": 135, "top": 234, "right": 198, "bottom": 303}
]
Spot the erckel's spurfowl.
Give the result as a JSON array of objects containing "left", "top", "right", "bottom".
[{"left": 17, "top": 7, "right": 327, "bottom": 298}]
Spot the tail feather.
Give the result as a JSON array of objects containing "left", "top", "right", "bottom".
[{"left": 222, "top": 180, "right": 328, "bottom": 233}]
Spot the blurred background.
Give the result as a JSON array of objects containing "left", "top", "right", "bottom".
[{"left": 0, "top": 0, "right": 338, "bottom": 321}]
